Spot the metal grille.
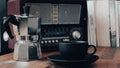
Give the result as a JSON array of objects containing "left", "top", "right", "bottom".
[
  {"left": 26, "top": 3, "right": 53, "bottom": 24},
  {"left": 58, "top": 4, "right": 81, "bottom": 24}
]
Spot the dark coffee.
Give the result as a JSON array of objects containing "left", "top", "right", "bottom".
[{"left": 59, "top": 41, "right": 96, "bottom": 60}]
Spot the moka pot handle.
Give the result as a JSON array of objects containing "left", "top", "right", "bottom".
[{"left": 3, "top": 15, "right": 19, "bottom": 39}]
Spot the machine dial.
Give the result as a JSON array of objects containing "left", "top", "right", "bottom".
[
  {"left": 72, "top": 30, "right": 81, "bottom": 40},
  {"left": 70, "top": 28, "right": 82, "bottom": 40}
]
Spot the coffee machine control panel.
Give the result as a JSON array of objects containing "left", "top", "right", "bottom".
[{"left": 39, "top": 24, "right": 87, "bottom": 51}]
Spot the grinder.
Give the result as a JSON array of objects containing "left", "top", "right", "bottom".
[{"left": 3, "top": 6, "right": 42, "bottom": 61}]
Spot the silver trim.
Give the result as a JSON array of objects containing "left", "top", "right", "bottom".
[{"left": 42, "top": 36, "right": 69, "bottom": 40}]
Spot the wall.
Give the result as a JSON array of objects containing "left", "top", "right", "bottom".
[
  {"left": 88, "top": 0, "right": 118, "bottom": 47},
  {"left": 7, "top": 0, "right": 20, "bottom": 15},
  {"left": 94, "top": 0, "right": 110, "bottom": 47},
  {"left": 88, "top": 0, "right": 111, "bottom": 47}
]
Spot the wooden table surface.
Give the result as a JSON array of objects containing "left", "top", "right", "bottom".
[{"left": 0, "top": 47, "right": 120, "bottom": 68}]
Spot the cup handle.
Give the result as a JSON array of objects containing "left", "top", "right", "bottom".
[{"left": 88, "top": 45, "right": 97, "bottom": 55}]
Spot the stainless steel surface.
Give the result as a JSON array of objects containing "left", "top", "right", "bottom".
[
  {"left": 19, "top": 16, "right": 39, "bottom": 36},
  {"left": 14, "top": 16, "right": 42, "bottom": 60},
  {"left": 3, "top": 14, "right": 42, "bottom": 60}
]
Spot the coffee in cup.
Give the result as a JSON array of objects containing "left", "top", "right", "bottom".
[{"left": 59, "top": 41, "right": 96, "bottom": 60}]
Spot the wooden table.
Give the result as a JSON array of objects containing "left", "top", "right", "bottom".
[{"left": 0, "top": 47, "right": 120, "bottom": 68}]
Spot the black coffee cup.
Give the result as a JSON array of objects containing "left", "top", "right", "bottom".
[{"left": 59, "top": 41, "right": 96, "bottom": 60}]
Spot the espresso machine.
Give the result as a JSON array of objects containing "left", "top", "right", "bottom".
[{"left": 3, "top": 6, "right": 42, "bottom": 61}]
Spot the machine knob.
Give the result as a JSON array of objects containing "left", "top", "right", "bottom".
[
  {"left": 41, "top": 41, "right": 44, "bottom": 44},
  {"left": 70, "top": 28, "right": 82, "bottom": 40},
  {"left": 72, "top": 31, "right": 81, "bottom": 40}
]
